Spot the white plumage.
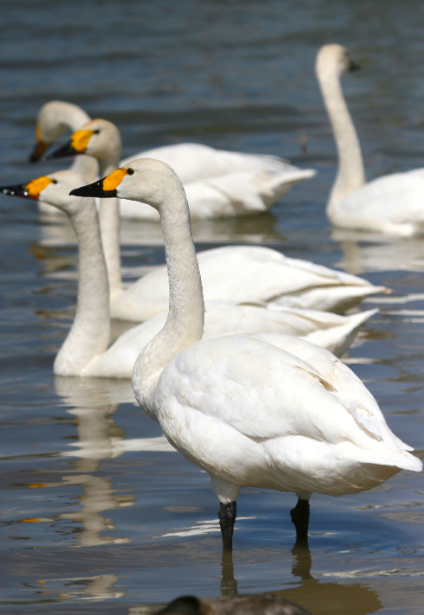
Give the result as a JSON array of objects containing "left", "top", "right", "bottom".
[
  {"left": 33, "top": 100, "right": 316, "bottom": 220},
  {"left": 0, "top": 169, "right": 375, "bottom": 379},
  {"left": 317, "top": 44, "right": 424, "bottom": 236},
  {"left": 46, "top": 117, "right": 388, "bottom": 322},
  {"left": 70, "top": 158, "right": 420, "bottom": 548}
]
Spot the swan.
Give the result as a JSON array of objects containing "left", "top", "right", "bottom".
[
  {"left": 32, "top": 101, "right": 316, "bottom": 220},
  {"left": 0, "top": 170, "right": 377, "bottom": 377},
  {"left": 317, "top": 44, "right": 424, "bottom": 236},
  {"left": 46, "top": 119, "right": 388, "bottom": 321},
  {"left": 30, "top": 101, "right": 98, "bottom": 216},
  {"left": 71, "top": 158, "right": 421, "bottom": 550}
]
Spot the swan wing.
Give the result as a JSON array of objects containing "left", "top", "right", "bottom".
[
  {"left": 158, "top": 334, "right": 417, "bottom": 467},
  {"left": 114, "top": 246, "right": 387, "bottom": 321},
  {"left": 121, "top": 143, "right": 313, "bottom": 185}
]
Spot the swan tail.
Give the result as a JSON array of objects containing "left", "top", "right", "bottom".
[{"left": 305, "top": 308, "right": 377, "bottom": 357}]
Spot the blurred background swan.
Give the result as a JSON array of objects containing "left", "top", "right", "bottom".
[{"left": 317, "top": 44, "right": 424, "bottom": 236}]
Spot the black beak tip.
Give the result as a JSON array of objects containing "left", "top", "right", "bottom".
[
  {"left": 0, "top": 184, "right": 27, "bottom": 198},
  {"left": 46, "top": 142, "right": 76, "bottom": 160}
]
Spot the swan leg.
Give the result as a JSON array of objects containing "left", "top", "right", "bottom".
[
  {"left": 290, "top": 497, "right": 310, "bottom": 548},
  {"left": 219, "top": 501, "right": 237, "bottom": 551}
]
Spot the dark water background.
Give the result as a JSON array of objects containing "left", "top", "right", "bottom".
[{"left": 1, "top": 1, "right": 424, "bottom": 613}]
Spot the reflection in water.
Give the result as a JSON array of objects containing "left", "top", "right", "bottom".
[
  {"left": 32, "top": 574, "right": 123, "bottom": 602},
  {"left": 220, "top": 546, "right": 382, "bottom": 615},
  {"left": 18, "top": 377, "right": 175, "bottom": 601},
  {"left": 332, "top": 228, "right": 424, "bottom": 274},
  {"left": 39, "top": 212, "right": 285, "bottom": 250}
]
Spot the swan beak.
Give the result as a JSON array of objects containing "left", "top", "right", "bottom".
[
  {"left": 47, "top": 129, "right": 95, "bottom": 160},
  {"left": 29, "top": 124, "right": 48, "bottom": 162},
  {"left": 349, "top": 59, "right": 360, "bottom": 72},
  {"left": 70, "top": 168, "right": 128, "bottom": 198},
  {"left": 0, "top": 176, "right": 54, "bottom": 200},
  {"left": 29, "top": 140, "right": 48, "bottom": 162}
]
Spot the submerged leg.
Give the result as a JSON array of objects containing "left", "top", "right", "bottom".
[
  {"left": 219, "top": 501, "right": 237, "bottom": 551},
  {"left": 290, "top": 497, "right": 310, "bottom": 548}
]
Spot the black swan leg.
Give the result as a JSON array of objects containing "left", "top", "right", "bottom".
[
  {"left": 290, "top": 497, "right": 310, "bottom": 548},
  {"left": 218, "top": 501, "right": 237, "bottom": 551}
]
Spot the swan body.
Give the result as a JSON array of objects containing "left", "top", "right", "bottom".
[
  {"left": 88, "top": 304, "right": 376, "bottom": 379},
  {"left": 0, "top": 170, "right": 374, "bottom": 378},
  {"left": 48, "top": 119, "right": 388, "bottom": 320},
  {"left": 113, "top": 245, "right": 388, "bottom": 321},
  {"left": 33, "top": 101, "right": 316, "bottom": 220},
  {"left": 119, "top": 143, "right": 317, "bottom": 220},
  {"left": 72, "top": 158, "right": 421, "bottom": 548},
  {"left": 317, "top": 44, "right": 424, "bottom": 236}
]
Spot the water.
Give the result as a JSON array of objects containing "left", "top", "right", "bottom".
[{"left": 0, "top": 0, "right": 424, "bottom": 613}]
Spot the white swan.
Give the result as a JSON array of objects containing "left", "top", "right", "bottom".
[
  {"left": 33, "top": 100, "right": 316, "bottom": 220},
  {"left": 71, "top": 158, "right": 421, "bottom": 550},
  {"left": 47, "top": 119, "right": 388, "bottom": 321},
  {"left": 317, "top": 44, "right": 424, "bottom": 236},
  {"left": 0, "top": 170, "right": 376, "bottom": 377}
]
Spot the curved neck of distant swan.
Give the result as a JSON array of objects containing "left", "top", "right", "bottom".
[
  {"left": 54, "top": 200, "right": 111, "bottom": 376},
  {"left": 132, "top": 182, "right": 205, "bottom": 416},
  {"left": 44, "top": 102, "right": 99, "bottom": 183},
  {"left": 317, "top": 71, "right": 366, "bottom": 211},
  {"left": 98, "top": 160, "right": 123, "bottom": 299}
]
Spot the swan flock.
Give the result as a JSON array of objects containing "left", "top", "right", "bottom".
[{"left": 0, "top": 43, "right": 421, "bottom": 552}]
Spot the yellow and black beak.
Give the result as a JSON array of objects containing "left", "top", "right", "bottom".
[
  {"left": 70, "top": 168, "right": 129, "bottom": 198},
  {"left": 47, "top": 129, "right": 95, "bottom": 160},
  {"left": 0, "top": 176, "right": 55, "bottom": 200}
]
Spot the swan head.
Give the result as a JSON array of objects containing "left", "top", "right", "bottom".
[
  {"left": 0, "top": 170, "right": 93, "bottom": 216},
  {"left": 30, "top": 101, "right": 90, "bottom": 162},
  {"left": 70, "top": 158, "right": 184, "bottom": 211},
  {"left": 315, "top": 44, "right": 360, "bottom": 82},
  {"left": 47, "top": 118, "right": 122, "bottom": 164}
]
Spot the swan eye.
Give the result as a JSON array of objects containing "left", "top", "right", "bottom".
[
  {"left": 93, "top": 130, "right": 100, "bottom": 135},
  {"left": 52, "top": 179, "right": 58, "bottom": 184},
  {"left": 127, "top": 168, "right": 134, "bottom": 175}
]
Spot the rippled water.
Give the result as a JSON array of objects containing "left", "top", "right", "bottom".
[{"left": 1, "top": 1, "right": 424, "bottom": 613}]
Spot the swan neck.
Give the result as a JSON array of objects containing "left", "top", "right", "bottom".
[
  {"left": 70, "top": 155, "right": 99, "bottom": 183},
  {"left": 318, "top": 71, "right": 366, "bottom": 211},
  {"left": 54, "top": 200, "right": 110, "bottom": 375},
  {"left": 132, "top": 185, "right": 205, "bottom": 416},
  {"left": 98, "top": 161, "right": 123, "bottom": 298}
]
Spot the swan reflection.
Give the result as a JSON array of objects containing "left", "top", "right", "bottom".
[
  {"left": 219, "top": 546, "right": 382, "bottom": 615},
  {"left": 332, "top": 228, "right": 424, "bottom": 275},
  {"left": 38, "top": 212, "right": 284, "bottom": 250}
]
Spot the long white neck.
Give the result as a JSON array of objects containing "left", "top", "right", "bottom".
[
  {"left": 317, "top": 70, "right": 366, "bottom": 212},
  {"left": 45, "top": 102, "right": 99, "bottom": 183},
  {"left": 98, "top": 158, "right": 123, "bottom": 300},
  {"left": 54, "top": 199, "right": 111, "bottom": 376},
  {"left": 132, "top": 183, "right": 205, "bottom": 419}
]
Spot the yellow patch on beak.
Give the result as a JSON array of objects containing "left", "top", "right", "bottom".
[
  {"left": 70, "top": 129, "right": 95, "bottom": 153},
  {"left": 103, "top": 168, "right": 128, "bottom": 192},
  {"left": 35, "top": 124, "right": 42, "bottom": 143},
  {"left": 26, "top": 176, "right": 55, "bottom": 199}
]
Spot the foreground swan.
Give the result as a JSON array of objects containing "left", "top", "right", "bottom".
[
  {"left": 47, "top": 119, "right": 388, "bottom": 320},
  {"left": 317, "top": 44, "right": 424, "bottom": 236},
  {"left": 72, "top": 158, "right": 421, "bottom": 550},
  {"left": 0, "top": 171, "right": 375, "bottom": 377},
  {"left": 32, "top": 101, "right": 316, "bottom": 220}
]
